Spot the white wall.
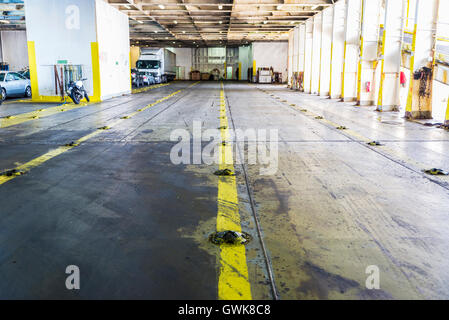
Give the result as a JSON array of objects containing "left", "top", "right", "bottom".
[
  {"left": 172, "top": 47, "right": 192, "bottom": 80},
  {"left": 25, "top": 0, "right": 97, "bottom": 97},
  {"left": 1, "top": 31, "right": 29, "bottom": 71},
  {"left": 252, "top": 42, "right": 288, "bottom": 82},
  {"left": 95, "top": 0, "right": 131, "bottom": 99}
]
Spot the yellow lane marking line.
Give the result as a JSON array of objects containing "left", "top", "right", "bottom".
[
  {"left": 257, "top": 86, "right": 449, "bottom": 185},
  {"left": 131, "top": 82, "right": 171, "bottom": 94},
  {"left": 0, "top": 102, "right": 90, "bottom": 129},
  {"left": 0, "top": 82, "right": 199, "bottom": 186},
  {"left": 217, "top": 82, "right": 252, "bottom": 300},
  {"left": 0, "top": 83, "right": 171, "bottom": 128}
]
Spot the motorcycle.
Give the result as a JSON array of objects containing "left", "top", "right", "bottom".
[{"left": 67, "top": 79, "right": 90, "bottom": 104}]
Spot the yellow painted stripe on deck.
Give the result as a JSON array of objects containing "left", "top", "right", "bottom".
[
  {"left": 1, "top": 83, "right": 174, "bottom": 129},
  {"left": 0, "top": 102, "right": 90, "bottom": 128},
  {"left": 0, "top": 82, "right": 199, "bottom": 186},
  {"left": 217, "top": 82, "right": 252, "bottom": 300},
  {"left": 132, "top": 83, "right": 171, "bottom": 94}
]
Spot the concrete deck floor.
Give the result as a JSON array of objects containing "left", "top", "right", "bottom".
[{"left": 0, "top": 81, "right": 448, "bottom": 299}]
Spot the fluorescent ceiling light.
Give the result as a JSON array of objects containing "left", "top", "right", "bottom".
[{"left": 158, "top": 4, "right": 165, "bottom": 9}]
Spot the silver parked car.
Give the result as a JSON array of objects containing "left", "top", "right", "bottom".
[{"left": 0, "top": 71, "right": 32, "bottom": 101}]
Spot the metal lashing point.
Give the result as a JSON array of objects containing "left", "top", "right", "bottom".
[
  {"left": 31, "top": 116, "right": 39, "bottom": 119},
  {"left": 218, "top": 126, "right": 227, "bottom": 130},
  {"left": 121, "top": 116, "right": 130, "bottom": 119},
  {"left": 214, "top": 169, "right": 235, "bottom": 176},
  {"left": 367, "top": 141, "right": 383, "bottom": 146},
  {"left": 424, "top": 168, "right": 449, "bottom": 176},
  {"left": 315, "top": 116, "right": 324, "bottom": 120},
  {"left": 0, "top": 169, "right": 26, "bottom": 177},
  {"left": 336, "top": 126, "right": 347, "bottom": 130},
  {"left": 64, "top": 142, "right": 79, "bottom": 147},
  {"left": 300, "top": 109, "right": 308, "bottom": 112},
  {"left": 98, "top": 126, "right": 111, "bottom": 130},
  {"left": 209, "top": 230, "right": 252, "bottom": 246}
]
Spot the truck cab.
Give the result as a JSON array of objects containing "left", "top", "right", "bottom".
[{"left": 136, "top": 48, "right": 176, "bottom": 84}]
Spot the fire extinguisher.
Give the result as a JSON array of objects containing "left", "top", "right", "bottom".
[{"left": 365, "top": 81, "right": 371, "bottom": 92}]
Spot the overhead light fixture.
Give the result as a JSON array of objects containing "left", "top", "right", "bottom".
[
  {"left": 174, "top": 20, "right": 178, "bottom": 24},
  {"left": 137, "top": 20, "right": 143, "bottom": 24},
  {"left": 219, "top": 21, "right": 223, "bottom": 24},
  {"left": 277, "top": 5, "right": 283, "bottom": 10},
  {"left": 154, "top": 31, "right": 158, "bottom": 33},
  {"left": 124, "top": 4, "right": 131, "bottom": 9},
  {"left": 263, "top": 21, "right": 267, "bottom": 24},
  {"left": 0, "top": 20, "right": 10, "bottom": 24},
  {"left": 158, "top": 4, "right": 165, "bottom": 9},
  {"left": 218, "top": 5, "right": 223, "bottom": 9},
  {"left": 182, "top": 31, "right": 186, "bottom": 33},
  {"left": 311, "top": 5, "right": 319, "bottom": 10}
]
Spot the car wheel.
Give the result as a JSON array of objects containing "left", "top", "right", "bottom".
[
  {"left": 1, "top": 88, "right": 6, "bottom": 101},
  {"left": 25, "top": 86, "right": 32, "bottom": 98}
]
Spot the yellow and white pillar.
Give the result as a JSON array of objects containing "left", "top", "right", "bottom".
[
  {"left": 376, "top": 0, "right": 406, "bottom": 112},
  {"left": 303, "top": 19, "right": 314, "bottom": 94},
  {"left": 329, "top": 0, "right": 346, "bottom": 99},
  {"left": 357, "top": 0, "right": 381, "bottom": 106},
  {"left": 405, "top": 0, "right": 439, "bottom": 119},
  {"left": 319, "top": 6, "right": 333, "bottom": 97},
  {"left": 311, "top": 13, "right": 323, "bottom": 95},
  {"left": 341, "top": 0, "right": 362, "bottom": 102}
]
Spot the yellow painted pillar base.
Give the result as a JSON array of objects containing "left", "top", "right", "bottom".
[
  {"left": 444, "top": 98, "right": 449, "bottom": 126},
  {"left": 405, "top": 76, "right": 433, "bottom": 120}
]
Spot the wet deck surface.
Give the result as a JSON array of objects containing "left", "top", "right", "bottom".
[{"left": 0, "top": 81, "right": 448, "bottom": 299}]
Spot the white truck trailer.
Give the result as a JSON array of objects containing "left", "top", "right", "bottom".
[{"left": 136, "top": 48, "right": 176, "bottom": 83}]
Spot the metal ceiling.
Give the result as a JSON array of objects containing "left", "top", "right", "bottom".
[{"left": 0, "top": 0, "right": 333, "bottom": 47}]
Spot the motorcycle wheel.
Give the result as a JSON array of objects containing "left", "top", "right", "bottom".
[
  {"left": 70, "top": 91, "right": 81, "bottom": 104},
  {"left": 84, "top": 91, "right": 90, "bottom": 103}
]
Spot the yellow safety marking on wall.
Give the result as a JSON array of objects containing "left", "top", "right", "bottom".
[
  {"left": 252, "top": 60, "right": 257, "bottom": 77},
  {"left": 238, "top": 62, "right": 242, "bottom": 81},
  {"left": 341, "top": 41, "right": 347, "bottom": 98},
  {"left": 406, "top": 23, "right": 418, "bottom": 113},
  {"left": 0, "top": 102, "right": 90, "bottom": 129},
  {"left": 377, "top": 27, "right": 387, "bottom": 109},
  {"left": 445, "top": 96, "right": 449, "bottom": 124},
  {"left": 217, "top": 82, "right": 252, "bottom": 300},
  {"left": 91, "top": 42, "right": 102, "bottom": 103},
  {"left": 0, "top": 82, "right": 199, "bottom": 186},
  {"left": 27, "top": 41, "right": 40, "bottom": 100}
]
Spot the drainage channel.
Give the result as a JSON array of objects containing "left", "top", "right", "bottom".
[{"left": 222, "top": 83, "right": 280, "bottom": 301}]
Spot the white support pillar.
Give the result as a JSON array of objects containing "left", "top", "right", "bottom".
[
  {"left": 319, "top": 7, "right": 333, "bottom": 97},
  {"left": 405, "top": 0, "right": 439, "bottom": 119},
  {"left": 298, "top": 24, "right": 306, "bottom": 91},
  {"left": 311, "top": 13, "right": 322, "bottom": 95},
  {"left": 304, "top": 19, "right": 314, "bottom": 94},
  {"left": 329, "top": 0, "right": 346, "bottom": 99},
  {"left": 292, "top": 27, "right": 300, "bottom": 85},
  {"left": 357, "top": 0, "right": 382, "bottom": 106},
  {"left": 341, "top": 0, "right": 362, "bottom": 102},
  {"left": 288, "top": 29, "right": 294, "bottom": 87},
  {"left": 377, "top": 0, "right": 406, "bottom": 112}
]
